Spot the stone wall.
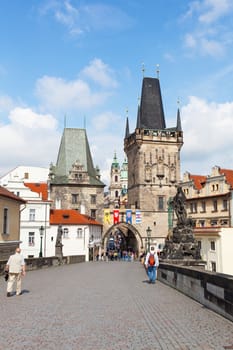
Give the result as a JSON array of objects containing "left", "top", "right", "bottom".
[
  {"left": 158, "top": 262, "right": 233, "bottom": 322},
  {"left": 0, "top": 255, "right": 85, "bottom": 274}
]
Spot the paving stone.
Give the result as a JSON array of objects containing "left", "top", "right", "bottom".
[{"left": 0, "top": 261, "right": 232, "bottom": 350}]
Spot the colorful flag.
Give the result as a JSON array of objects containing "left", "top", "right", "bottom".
[
  {"left": 126, "top": 209, "right": 132, "bottom": 224},
  {"left": 113, "top": 209, "right": 119, "bottom": 224},
  {"left": 135, "top": 210, "right": 142, "bottom": 223},
  {"left": 104, "top": 209, "right": 111, "bottom": 224}
]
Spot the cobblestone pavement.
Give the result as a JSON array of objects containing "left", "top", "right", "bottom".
[{"left": 0, "top": 261, "right": 233, "bottom": 350}]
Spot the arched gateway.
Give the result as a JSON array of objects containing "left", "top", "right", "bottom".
[{"left": 102, "top": 223, "right": 143, "bottom": 258}]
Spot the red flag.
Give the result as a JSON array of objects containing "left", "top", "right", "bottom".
[{"left": 113, "top": 209, "right": 119, "bottom": 224}]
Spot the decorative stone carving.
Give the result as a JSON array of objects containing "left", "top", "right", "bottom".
[{"left": 162, "top": 186, "right": 201, "bottom": 260}]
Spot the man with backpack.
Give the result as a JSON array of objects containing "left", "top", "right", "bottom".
[{"left": 145, "top": 246, "right": 159, "bottom": 284}]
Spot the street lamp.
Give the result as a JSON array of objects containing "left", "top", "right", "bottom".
[
  {"left": 146, "top": 226, "right": 152, "bottom": 252},
  {"left": 39, "top": 225, "right": 44, "bottom": 258}
]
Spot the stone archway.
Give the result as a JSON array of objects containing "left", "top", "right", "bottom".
[{"left": 102, "top": 223, "right": 143, "bottom": 258}]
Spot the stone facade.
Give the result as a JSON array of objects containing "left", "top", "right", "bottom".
[{"left": 180, "top": 166, "right": 233, "bottom": 274}]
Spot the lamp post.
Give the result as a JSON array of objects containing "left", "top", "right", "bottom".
[
  {"left": 39, "top": 225, "right": 44, "bottom": 258},
  {"left": 146, "top": 226, "right": 152, "bottom": 252}
]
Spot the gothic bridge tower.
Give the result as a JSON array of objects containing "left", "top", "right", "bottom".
[{"left": 124, "top": 76, "right": 183, "bottom": 249}]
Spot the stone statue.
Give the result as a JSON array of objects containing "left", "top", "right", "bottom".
[
  {"left": 55, "top": 224, "right": 63, "bottom": 260},
  {"left": 161, "top": 186, "right": 201, "bottom": 261},
  {"left": 171, "top": 186, "right": 187, "bottom": 227}
]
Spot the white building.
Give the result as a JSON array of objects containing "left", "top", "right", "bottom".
[
  {"left": 195, "top": 227, "right": 233, "bottom": 276},
  {"left": 49, "top": 209, "right": 103, "bottom": 261},
  {"left": 0, "top": 166, "right": 49, "bottom": 185},
  {"left": 0, "top": 168, "right": 51, "bottom": 258}
]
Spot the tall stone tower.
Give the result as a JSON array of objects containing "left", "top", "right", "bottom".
[
  {"left": 109, "top": 152, "right": 121, "bottom": 206},
  {"left": 49, "top": 128, "right": 105, "bottom": 223},
  {"left": 124, "top": 76, "right": 183, "bottom": 241}
]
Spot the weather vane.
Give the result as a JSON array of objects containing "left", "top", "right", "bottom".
[
  {"left": 156, "top": 64, "right": 160, "bottom": 79},
  {"left": 142, "top": 62, "right": 145, "bottom": 77}
]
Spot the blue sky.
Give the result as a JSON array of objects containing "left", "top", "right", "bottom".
[{"left": 1, "top": 0, "right": 233, "bottom": 187}]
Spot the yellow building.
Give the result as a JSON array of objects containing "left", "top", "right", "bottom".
[{"left": 0, "top": 185, "right": 26, "bottom": 259}]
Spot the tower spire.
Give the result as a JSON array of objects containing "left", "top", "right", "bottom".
[
  {"left": 176, "top": 99, "right": 182, "bottom": 132},
  {"left": 125, "top": 109, "right": 130, "bottom": 138}
]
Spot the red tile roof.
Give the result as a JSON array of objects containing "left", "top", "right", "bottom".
[
  {"left": 24, "top": 182, "right": 48, "bottom": 200},
  {"left": 219, "top": 168, "right": 233, "bottom": 187},
  {"left": 189, "top": 175, "right": 207, "bottom": 190},
  {"left": 0, "top": 186, "right": 26, "bottom": 203},
  {"left": 50, "top": 209, "right": 102, "bottom": 226}
]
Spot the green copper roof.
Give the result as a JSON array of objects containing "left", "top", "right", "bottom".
[{"left": 53, "top": 128, "right": 104, "bottom": 186}]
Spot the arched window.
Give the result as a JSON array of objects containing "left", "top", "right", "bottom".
[{"left": 115, "top": 175, "right": 118, "bottom": 182}]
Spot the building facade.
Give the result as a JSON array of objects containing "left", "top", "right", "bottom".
[{"left": 181, "top": 166, "right": 233, "bottom": 275}]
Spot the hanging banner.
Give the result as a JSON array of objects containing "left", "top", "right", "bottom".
[
  {"left": 126, "top": 209, "right": 132, "bottom": 224},
  {"left": 135, "top": 210, "right": 142, "bottom": 224},
  {"left": 113, "top": 209, "right": 119, "bottom": 224},
  {"left": 104, "top": 209, "right": 111, "bottom": 224}
]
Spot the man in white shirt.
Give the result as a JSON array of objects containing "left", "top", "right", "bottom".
[
  {"left": 5, "top": 247, "right": 26, "bottom": 297},
  {"left": 144, "top": 246, "right": 159, "bottom": 284}
]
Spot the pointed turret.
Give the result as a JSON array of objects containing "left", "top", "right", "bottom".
[
  {"left": 111, "top": 151, "right": 120, "bottom": 170},
  {"left": 125, "top": 117, "right": 129, "bottom": 138},
  {"left": 138, "top": 77, "right": 166, "bottom": 130},
  {"left": 176, "top": 108, "right": 182, "bottom": 132}
]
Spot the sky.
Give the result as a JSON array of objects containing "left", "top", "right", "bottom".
[{"left": 1, "top": 0, "right": 233, "bottom": 188}]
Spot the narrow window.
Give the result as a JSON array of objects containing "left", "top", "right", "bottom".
[
  {"left": 28, "top": 232, "right": 35, "bottom": 246},
  {"left": 63, "top": 228, "right": 69, "bottom": 238},
  {"left": 3, "top": 208, "right": 9, "bottom": 234},
  {"left": 29, "top": 208, "right": 36, "bottom": 221},
  {"left": 90, "top": 195, "right": 96, "bottom": 205},
  {"left": 211, "top": 261, "right": 216, "bottom": 272},
  {"left": 72, "top": 194, "right": 79, "bottom": 204},
  {"left": 77, "top": 228, "right": 82, "bottom": 238},
  {"left": 158, "top": 196, "right": 164, "bottom": 210},
  {"left": 210, "top": 241, "right": 215, "bottom": 251},
  {"left": 90, "top": 209, "right": 96, "bottom": 219},
  {"left": 213, "top": 200, "right": 217, "bottom": 212}
]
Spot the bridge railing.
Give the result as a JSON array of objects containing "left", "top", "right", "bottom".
[{"left": 158, "top": 262, "right": 233, "bottom": 322}]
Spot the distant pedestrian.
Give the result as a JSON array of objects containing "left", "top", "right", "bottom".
[
  {"left": 5, "top": 247, "right": 26, "bottom": 297},
  {"left": 145, "top": 246, "right": 159, "bottom": 284}
]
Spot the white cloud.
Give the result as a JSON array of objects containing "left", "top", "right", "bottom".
[
  {"left": 182, "top": 0, "right": 233, "bottom": 57},
  {"left": 0, "top": 95, "right": 15, "bottom": 114},
  {"left": 92, "top": 111, "right": 122, "bottom": 131},
  {"left": 35, "top": 75, "right": 110, "bottom": 111},
  {"left": 40, "top": 1, "right": 132, "bottom": 37},
  {"left": 35, "top": 59, "right": 118, "bottom": 113},
  {"left": 198, "top": 0, "right": 233, "bottom": 24},
  {"left": 181, "top": 96, "right": 233, "bottom": 175},
  {"left": 0, "top": 107, "right": 60, "bottom": 176},
  {"left": 81, "top": 58, "right": 118, "bottom": 88}
]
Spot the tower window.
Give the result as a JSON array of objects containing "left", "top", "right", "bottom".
[
  {"left": 158, "top": 196, "right": 164, "bottom": 210},
  {"left": 115, "top": 175, "right": 118, "bottom": 182},
  {"left": 72, "top": 194, "right": 79, "bottom": 204},
  {"left": 90, "top": 195, "right": 96, "bottom": 205}
]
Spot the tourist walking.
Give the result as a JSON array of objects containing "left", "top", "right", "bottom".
[
  {"left": 145, "top": 246, "right": 159, "bottom": 284},
  {"left": 5, "top": 247, "right": 26, "bottom": 297}
]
